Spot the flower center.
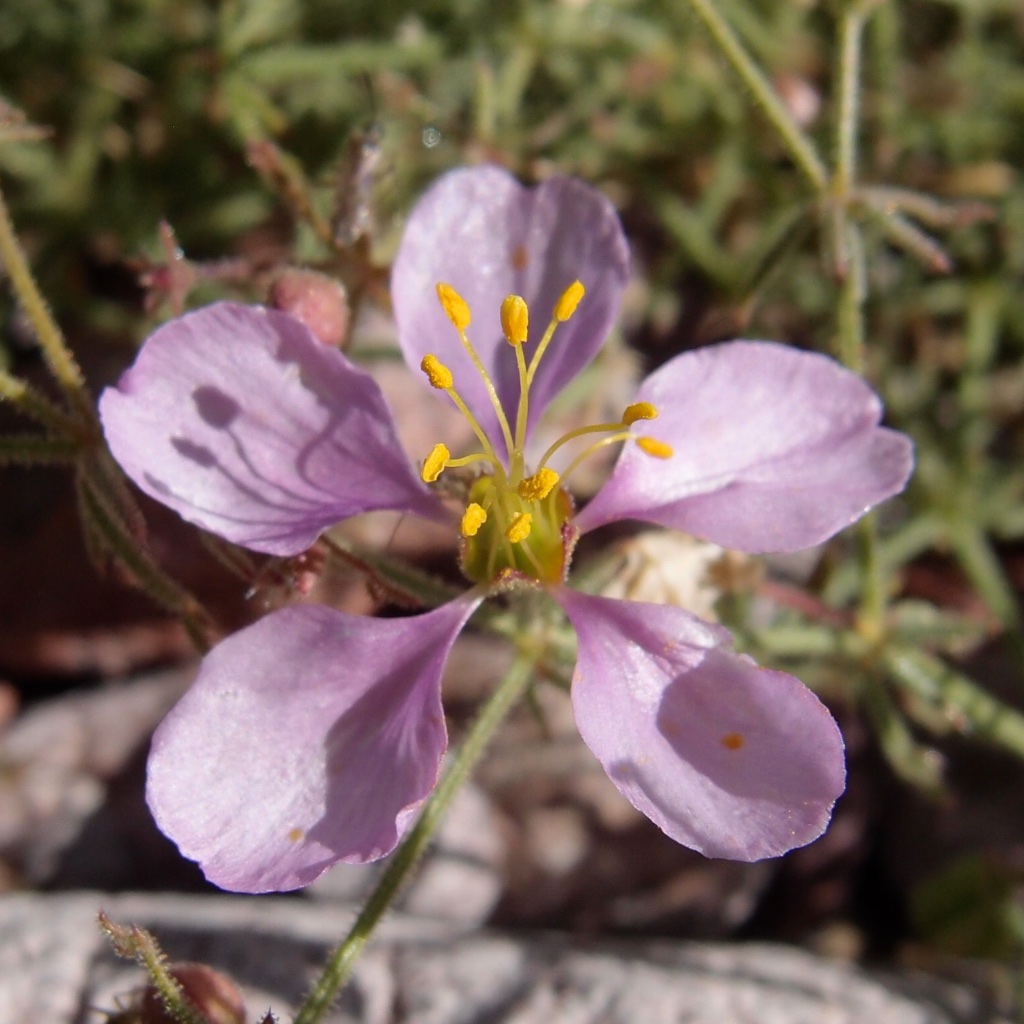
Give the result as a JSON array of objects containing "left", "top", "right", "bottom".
[{"left": 419, "top": 280, "right": 673, "bottom": 587}]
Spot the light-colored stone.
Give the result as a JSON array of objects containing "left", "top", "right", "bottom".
[
  {"left": 0, "top": 669, "right": 191, "bottom": 883},
  {"left": 307, "top": 783, "right": 506, "bottom": 925},
  {"left": 0, "top": 892, "right": 998, "bottom": 1024}
]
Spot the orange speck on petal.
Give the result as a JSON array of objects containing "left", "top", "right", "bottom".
[
  {"left": 510, "top": 244, "right": 528, "bottom": 270},
  {"left": 721, "top": 732, "right": 745, "bottom": 751},
  {"left": 288, "top": 827, "right": 305, "bottom": 842}
]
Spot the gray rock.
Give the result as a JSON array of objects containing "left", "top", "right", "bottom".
[
  {"left": 0, "top": 669, "right": 191, "bottom": 885},
  {"left": 0, "top": 892, "right": 1001, "bottom": 1024},
  {"left": 307, "top": 784, "right": 506, "bottom": 926}
]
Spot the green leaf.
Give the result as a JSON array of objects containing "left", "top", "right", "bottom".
[{"left": 886, "top": 645, "right": 1024, "bottom": 760}]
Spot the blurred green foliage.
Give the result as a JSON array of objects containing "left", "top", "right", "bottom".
[
  {"left": 2, "top": 0, "right": 1024, "bottom": 981},
  {"left": 913, "top": 853, "right": 1024, "bottom": 961}
]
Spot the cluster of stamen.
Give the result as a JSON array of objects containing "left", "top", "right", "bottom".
[{"left": 419, "top": 278, "right": 673, "bottom": 585}]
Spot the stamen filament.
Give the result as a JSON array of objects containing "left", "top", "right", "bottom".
[
  {"left": 456, "top": 325, "right": 517, "bottom": 460},
  {"left": 446, "top": 452, "right": 498, "bottom": 471},
  {"left": 483, "top": 489, "right": 518, "bottom": 579},
  {"left": 525, "top": 281, "right": 584, "bottom": 388},
  {"left": 537, "top": 419, "right": 632, "bottom": 471},
  {"left": 517, "top": 536, "right": 546, "bottom": 579},
  {"left": 559, "top": 430, "right": 634, "bottom": 487},
  {"left": 512, "top": 340, "right": 530, "bottom": 471},
  {"left": 525, "top": 316, "right": 561, "bottom": 389},
  {"left": 442, "top": 385, "right": 507, "bottom": 484}
]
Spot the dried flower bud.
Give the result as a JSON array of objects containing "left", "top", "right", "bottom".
[
  {"left": 139, "top": 962, "right": 246, "bottom": 1024},
  {"left": 270, "top": 269, "right": 350, "bottom": 349}
]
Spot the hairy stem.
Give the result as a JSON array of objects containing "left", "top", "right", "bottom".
[
  {"left": 831, "top": 4, "right": 889, "bottom": 640},
  {"left": 0, "top": 368, "right": 86, "bottom": 437},
  {"left": 682, "top": 0, "right": 828, "bottom": 194},
  {"left": 834, "top": 5, "right": 866, "bottom": 200},
  {"left": 0, "top": 184, "right": 94, "bottom": 420}
]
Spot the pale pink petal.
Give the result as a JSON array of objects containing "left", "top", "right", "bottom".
[
  {"left": 146, "top": 597, "right": 480, "bottom": 892},
  {"left": 392, "top": 165, "right": 630, "bottom": 445},
  {"left": 556, "top": 589, "right": 846, "bottom": 860},
  {"left": 574, "top": 341, "right": 914, "bottom": 551},
  {"left": 100, "top": 302, "right": 444, "bottom": 556}
]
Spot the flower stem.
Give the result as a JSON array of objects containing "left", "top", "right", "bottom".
[
  {"left": 682, "top": 0, "right": 828, "bottom": 194},
  {"left": 0, "top": 183, "right": 94, "bottom": 421},
  {"left": 292, "top": 647, "right": 538, "bottom": 1024}
]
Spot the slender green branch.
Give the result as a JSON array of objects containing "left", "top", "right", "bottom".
[
  {"left": 0, "top": 183, "right": 94, "bottom": 420},
  {"left": 827, "top": 4, "right": 867, "bottom": 285},
  {"left": 682, "top": 0, "right": 828, "bottom": 193},
  {"left": 855, "top": 512, "right": 886, "bottom": 644},
  {"left": 76, "top": 469, "right": 211, "bottom": 652},
  {"left": 886, "top": 646, "right": 1024, "bottom": 759},
  {"left": 0, "top": 433, "right": 79, "bottom": 464},
  {"left": 836, "top": 219, "right": 866, "bottom": 370},
  {"left": 861, "top": 671, "right": 943, "bottom": 794},
  {"left": 834, "top": 5, "right": 866, "bottom": 200},
  {"left": 0, "top": 368, "right": 86, "bottom": 436},
  {"left": 82, "top": 447, "right": 149, "bottom": 545},
  {"left": 322, "top": 531, "right": 463, "bottom": 609},
  {"left": 949, "top": 524, "right": 1024, "bottom": 667},
  {"left": 293, "top": 647, "right": 538, "bottom": 1024},
  {"left": 829, "top": 4, "right": 889, "bottom": 641}
]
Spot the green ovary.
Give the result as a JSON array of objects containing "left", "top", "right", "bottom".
[{"left": 460, "top": 474, "right": 575, "bottom": 586}]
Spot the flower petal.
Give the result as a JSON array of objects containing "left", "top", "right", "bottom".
[
  {"left": 146, "top": 597, "right": 479, "bottom": 892},
  {"left": 574, "top": 341, "right": 914, "bottom": 552},
  {"left": 99, "top": 302, "right": 444, "bottom": 556},
  {"left": 556, "top": 589, "right": 846, "bottom": 860},
  {"left": 392, "top": 165, "right": 630, "bottom": 444}
]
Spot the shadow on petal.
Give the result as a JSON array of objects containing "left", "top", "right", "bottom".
[
  {"left": 654, "top": 650, "right": 843, "bottom": 807},
  {"left": 193, "top": 385, "right": 241, "bottom": 429},
  {"left": 170, "top": 437, "right": 218, "bottom": 468},
  {"left": 306, "top": 659, "right": 449, "bottom": 865}
]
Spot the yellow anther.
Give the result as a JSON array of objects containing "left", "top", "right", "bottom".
[
  {"left": 554, "top": 280, "right": 585, "bottom": 322},
  {"left": 623, "top": 401, "right": 658, "bottom": 425},
  {"left": 506, "top": 512, "right": 533, "bottom": 544},
  {"left": 421, "top": 354, "right": 453, "bottom": 390},
  {"left": 422, "top": 442, "right": 450, "bottom": 482},
  {"left": 637, "top": 436, "right": 674, "bottom": 459},
  {"left": 436, "top": 282, "right": 472, "bottom": 330},
  {"left": 500, "top": 294, "right": 529, "bottom": 346},
  {"left": 461, "top": 502, "right": 488, "bottom": 537},
  {"left": 518, "top": 468, "right": 560, "bottom": 501}
]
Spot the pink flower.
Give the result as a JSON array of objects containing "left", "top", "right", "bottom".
[{"left": 99, "top": 166, "right": 913, "bottom": 892}]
